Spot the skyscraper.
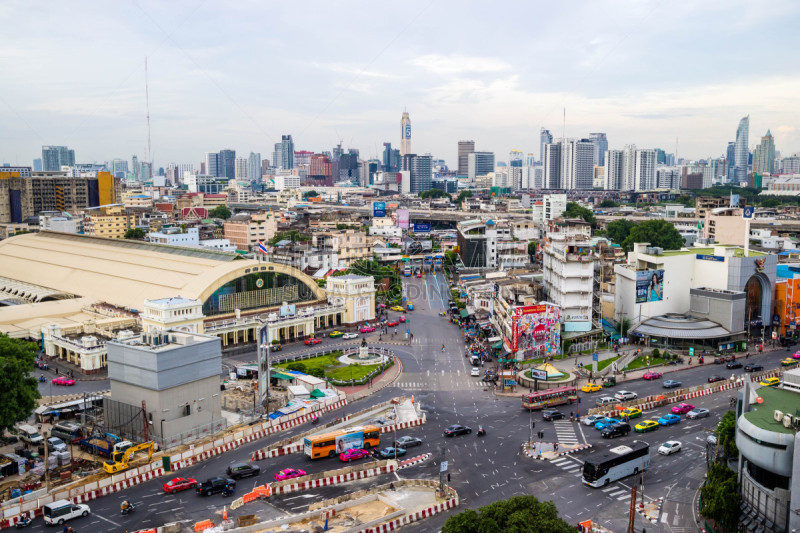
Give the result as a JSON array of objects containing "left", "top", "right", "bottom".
[
  {"left": 248, "top": 152, "right": 262, "bottom": 182},
  {"left": 604, "top": 150, "right": 623, "bottom": 190},
  {"left": 589, "top": 133, "right": 608, "bottom": 167},
  {"left": 409, "top": 154, "right": 432, "bottom": 194},
  {"left": 41, "top": 145, "right": 75, "bottom": 171},
  {"left": 633, "top": 149, "right": 657, "bottom": 191},
  {"left": 752, "top": 130, "right": 775, "bottom": 176},
  {"left": 734, "top": 115, "right": 749, "bottom": 182},
  {"left": 33, "top": 158, "right": 42, "bottom": 171},
  {"left": 205, "top": 152, "right": 219, "bottom": 177},
  {"left": 542, "top": 143, "right": 561, "bottom": 189},
  {"left": 235, "top": 157, "right": 249, "bottom": 179},
  {"left": 457, "top": 140, "right": 475, "bottom": 176},
  {"left": 280, "top": 135, "right": 294, "bottom": 170},
  {"left": 218, "top": 149, "right": 236, "bottom": 180},
  {"left": 561, "top": 139, "right": 594, "bottom": 190},
  {"left": 725, "top": 142, "right": 736, "bottom": 180},
  {"left": 400, "top": 111, "right": 411, "bottom": 156},
  {"left": 540, "top": 128, "right": 553, "bottom": 163},
  {"left": 467, "top": 152, "right": 495, "bottom": 181},
  {"left": 382, "top": 143, "right": 400, "bottom": 172}
]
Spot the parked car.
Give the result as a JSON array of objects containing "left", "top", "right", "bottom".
[
  {"left": 642, "top": 371, "right": 662, "bottom": 380},
  {"left": 725, "top": 355, "right": 736, "bottom": 362},
  {"left": 662, "top": 380, "right": 682, "bottom": 389},
  {"left": 343, "top": 333, "right": 359, "bottom": 339},
  {"left": 601, "top": 422, "right": 631, "bottom": 439},
  {"left": 744, "top": 363, "right": 763, "bottom": 372},
  {"left": 726, "top": 361, "right": 743, "bottom": 369},
  {"left": 543, "top": 410, "right": 565, "bottom": 421},
  {"left": 52, "top": 377, "right": 75, "bottom": 386},
  {"left": 581, "top": 383, "right": 603, "bottom": 393},
  {"left": 339, "top": 448, "right": 369, "bottom": 462},
  {"left": 163, "top": 477, "right": 197, "bottom": 494},
  {"left": 686, "top": 408, "right": 710, "bottom": 419},
  {"left": 614, "top": 390, "right": 638, "bottom": 401},
  {"left": 634, "top": 420, "right": 660, "bottom": 433},
  {"left": 359, "top": 326, "right": 376, "bottom": 333},
  {"left": 394, "top": 436, "right": 423, "bottom": 448},
  {"left": 196, "top": 477, "right": 235, "bottom": 496},
  {"left": 658, "top": 441, "right": 682, "bottom": 455},
  {"left": 713, "top": 356, "right": 726, "bottom": 364},
  {"left": 378, "top": 447, "right": 407, "bottom": 459},
  {"left": 671, "top": 403, "right": 694, "bottom": 414},
  {"left": 226, "top": 462, "right": 260, "bottom": 479},
  {"left": 273, "top": 469, "right": 306, "bottom": 482},
  {"left": 657, "top": 414, "right": 681, "bottom": 426},
  {"left": 47, "top": 437, "right": 67, "bottom": 453},
  {"left": 444, "top": 424, "right": 471, "bottom": 437},
  {"left": 707, "top": 375, "right": 724, "bottom": 383},
  {"left": 304, "top": 337, "right": 322, "bottom": 345}
]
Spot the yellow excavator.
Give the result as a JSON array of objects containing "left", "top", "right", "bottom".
[{"left": 103, "top": 441, "right": 155, "bottom": 474}]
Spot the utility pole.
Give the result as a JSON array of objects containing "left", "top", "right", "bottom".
[
  {"left": 43, "top": 429, "right": 50, "bottom": 492},
  {"left": 626, "top": 483, "right": 637, "bottom": 533},
  {"left": 438, "top": 439, "right": 447, "bottom": 495},
  {"left": 141, "top": 400, "right": 149, "bottom": 442}
]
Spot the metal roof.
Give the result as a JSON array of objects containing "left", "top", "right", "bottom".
[{"left": 631, "top": 314, "right": 738, "bottom": 339}]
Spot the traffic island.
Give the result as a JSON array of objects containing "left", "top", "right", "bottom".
[{"left": 522, "top": 441, "right": 593, "bottom": 460}]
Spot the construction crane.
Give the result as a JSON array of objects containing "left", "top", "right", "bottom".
[{"left": 103, "top": 441, "right": 155, "bottom": 474}]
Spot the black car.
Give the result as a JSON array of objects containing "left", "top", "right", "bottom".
[
  {"left": 481, "top": 374, "right": 498, "bottom": 383},
  {"left": 744, "top": 363, "right": 763, "bottom": 372},
  {"left": 196, "top": 477, "right": 235, "bottom": 496},
  {"left": 394, "top": 436, "right": 423, "bottom": 448},
  {"left": 543, "top": 410, "right": 564, "bottom": 421},
  {"left": 726, "top": 361, "right": 743, "bottom": 369},
  {"left": 601, "top": 422, "right": 631, "bottom": 439},
  {"left": 444, "top": 424, "right": 471, "bottom": 437},
  {"left": 707, "top": 375, "right": 724, "bottom": 383},
  {"left": 662, "top": 380, "right": 682, "bottom": 389},
  {"left": 226, "top": 462, "right": 261, "bottom": 479}
]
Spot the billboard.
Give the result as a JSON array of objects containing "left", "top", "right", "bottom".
[
  {"left": 635, "top": 269, "right": 664, "bottom": 303},
  {"left": 280, "top": 303, "right": 296, "bottom": 317},
  {"left": 396, "top": 208, "right": 409, "bottom": 229},
  {"left": 510, "top": 304, "right": 561, "bottom": 358},
  {"left": 372, "top": 201, "right": 386, "bottom": 218},
  {"left": 335, "top": 431, "right": 364, "bottom": 455},
  {"left": 413, "top": 222, "right": 431, "bottom": 233}
]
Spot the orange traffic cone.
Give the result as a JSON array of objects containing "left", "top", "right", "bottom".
[
  {"left": 411, "top": 395, "right": 415, "bottom": 404},
  {"left": 223, "top": 506, "right": 228, "bottom": 521}
]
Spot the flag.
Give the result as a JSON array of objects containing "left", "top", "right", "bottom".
[{"left": 258, "top": 241, "right": 268, "bottom": 254}]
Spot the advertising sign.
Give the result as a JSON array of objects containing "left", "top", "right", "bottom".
[
  {"left": 372, "top": 201, "right": 386, "bottom": 218},
  {"left": 280, "top": 303, "right": 296, "bottom": 317},
  {"left": 413, "top": 222, "right": 431, "bottom": 233},
  {"left": 335, "top": 431, "right": 364, "bottom": 455},
  {"left": 511, "top": 304, "right": 561, "bottom": 358},
  {"left": 530, "top": 368, "right": 547, "bottom": 380},
  {"left": 635, "top": 269, "right": 664, "bottom": 304},
  {"left": 696, "top": 254, "right": 724, "bottom": 262},
  {"left": 396, "top": 208, "right": 410, "bottom": 229}
]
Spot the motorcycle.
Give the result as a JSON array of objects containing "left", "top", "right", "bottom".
[
  {"left": 39, "top": 375, "right": 46, "bottom": 382},
  {"left": 477, "top": 426, "right": 486, "bottom": 437},
  {"left": 121, "top": 503, "right": 136, "bottom": 515},
  {"left": 14, "top": 516, "right": 31, "bottom": 529},
  {"left": 222, "top": 486, "right": 235, "bottom": 497},
  {"left": 312, "top": 416, "right": 319, "bottom": 425}
]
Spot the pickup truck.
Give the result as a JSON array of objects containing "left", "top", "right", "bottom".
[
  {"left": 79, "top": 438, "right": 133, "bottom": 457},
  {"left": 196, "top": 477, "right": 235, "bottom": 496}
]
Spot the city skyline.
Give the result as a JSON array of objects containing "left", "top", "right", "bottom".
[{"left": 2, "top": 1, "right": 799, "bottom": 167}]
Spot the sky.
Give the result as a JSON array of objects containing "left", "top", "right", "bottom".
[{"left": 2, "top": 0, "right": 800, "bottom": 169}]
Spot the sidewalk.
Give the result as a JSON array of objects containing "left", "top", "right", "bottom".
[
  {"left": 39, "top": 357, "right": 108, "bottom": 381},
  {"left": 336, "top": 355, "right": 403, "bottom": 400}
]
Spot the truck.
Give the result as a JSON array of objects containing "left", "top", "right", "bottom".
[{"left": 79, "top": 437, "right": 133, "bottom": 457}]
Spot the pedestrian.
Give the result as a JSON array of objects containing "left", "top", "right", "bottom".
[{"left": 55, "top": 367, "right": 58, "bottom": 375}]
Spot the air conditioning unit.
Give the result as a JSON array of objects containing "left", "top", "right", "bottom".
[
  {"left": 793, "top": 416, "right": 800, "bottom": 429},
  {"left": 652, "top": 247, "right": 664, "bottom": 255},
  {"left": 774, "top": 409, "right": 784, "bottom": 422},
  {"left": 783, "top": 415, "right": 793, "bottom": 429}
]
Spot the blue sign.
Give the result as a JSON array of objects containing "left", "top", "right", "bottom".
[
  {"left": 406, "top": 329, "right": 410, "bottom": 335},
  {"left": 743, "top": 206, "right": 754, "bottom": 219},
  {"left": 696, "top": 254, "right": 725, "bottom": 262},
  {"left": 413, "top": 223, "right": 431, "bottom": 233},
  {"left": 592, "top": 353, "right": 598, "bottom": 362},
  {"left": 373, "top": 201, "right": 386, "bottom": 218}
]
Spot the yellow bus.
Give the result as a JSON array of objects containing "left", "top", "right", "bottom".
[{"left": 303, "top": 425, "right": 381, "bottom": 459}]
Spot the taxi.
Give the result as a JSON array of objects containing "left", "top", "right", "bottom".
[
  {"left": 759, "top": 377, "right": 780, "bottom": 387},
  {"left": 634, "top": 420, "right": 659, "bottom": 433},
  {"left": 781, "top": 358, "right": 796, "bottom": 366},
  {"left": 328, "top": 330, "right": 344, "bottom": 338},
  {"left": 390, "top": 306, "right": 405, "bottom": 312},
  {"left": 620, "top": 407, "right": 642, "bottom": 419},
  {"left": 581, "top": 383, "right": 603, "bottom": 393}
]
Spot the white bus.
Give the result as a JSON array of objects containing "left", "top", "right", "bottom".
[{"left": 582, "top": 442, "right": 650, "bottom": 488}]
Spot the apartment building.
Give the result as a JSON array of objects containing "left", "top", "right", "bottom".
[
  {"left": 223, "top": 212, "right": 278, "bottom": 251},
  {"left": 312, "top": 229, "right": 373, "bottom": 267},
  {"left": 83, "top": 205, "right": 134, "bottom": 239}
]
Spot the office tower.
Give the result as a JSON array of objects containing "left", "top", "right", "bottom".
[
  {"left": 657, "top": 167, "right": 681, "bottom": 189},
  {"left": 543, "top": 143, "right": 562, "bottom": 189},
  {"left": 561, "top": 139, "right": 594, "bottom": 190},
  {"left": 409, "top": 154, "right": 432, "bottom": 194},
  {"left": 589, "top": 133, "right": 608, "bottom": 167},
  {"left": 261, "top": 159, "right": 270, "bottom": 176},
  {"left": 281, "top": 135, "right": 294, "bottom": 169},
  {"left": 41, "top": 146, "right": 75, "bottom": 171},
  {"left": 131, "top": 155, "right": 140, "bottom": 180},
  {"left": 633, "top": 149, "right": 657, "bottom": 191},
  {"left": 33, "top": 158, "right": 42, "bottom": 172},
  {"left": 294, "top": 150, "right": 313, "bottom": 168},
  {"left": 654, "top": 149, "right": 666, "bottom": 165},
  {"left": 338, "top": 149, "right": 359, "bottom": 182},
  {"left": 308, "top": 154, "right": 333, "bottom": 186},
  {"left": 218, "top": 149, "right": 236, "bottom": 180},
  {"left": 467, "top": 152, "right": 495, "bottom": 181},
  {"left": 235, "top": 157, "right": 248, "bottom": 179},
  {"left": 540, "top": 128, "right": 553, "bottom": 163},
  {"left": 509, "top": 150, "right": 523, "bottom": 167},
  {"left": 458, "top": 141, "right": 475, "bottom": 175},
  {"left": 361, "top": 160, "right": 379, "bottom": 186},
  {"left": 725, "top": 142, "right": 736, "bottom": 179},
  {"left": 753, "top": 130, "right": 775, "bottom": 175},
  {"left": 111, "top": 159, "right": 129, "bottom": 179},
  {"left": 205, "top": 152, "right": 219, "bottom": 177},
  {"left": 734, "top": 115, "right": 749, "bottom": 181},
  {"left": 400, "top": 111, "right": 411, "bottom": 156},
  {"left": 382, "top": 143, "right": 400, "bottom": 172},
  {"left": 604, "top": 150, "right": 623, "bottom": 190},
  {"left": 248, "top": 152, "right": 262, "bottom": 182}
]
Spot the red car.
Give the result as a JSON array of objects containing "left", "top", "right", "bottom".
[
  {"left": 416, "top": 272, "right": 422, "bottom": 278},
  {"left": 359, "top": 326, "right": 375, "bottom": 333},
  {"left": 304, "top": 338, "right": 322, "bottom": 345},
  {"left": 339, "top": 448, "right": 369, "bottom": 462},
  {"left": 671, "top": 403, "right": 694, "bottom": 415},
  {"left": 642, "top": 371, "right": 662, "bottom": 380},
  {"left": 399, "top": 315, "right": 407, "bottom": 323},
  {"left": 52, "top": 377, "right": 75, "bottom": 386},
  {"left": 274, "top": 468, "right": 307, "bottom": 481},
  {"left": 162, "top": 477, "right": 197, "bottom": 494},
  {"left": 387, "top": 320, "right": 399, "bottom": 327},
  {"left": 792, "top": 351, "right": 800, "bottom": 359}
]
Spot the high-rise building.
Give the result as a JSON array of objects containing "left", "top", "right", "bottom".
[
  {"left": 275, "top": 135, "right": 295, "bottom": 170},
  {"left": 589, "top": 133, "right": 608, "bottom": 167},
  {"left": 458, "top": 141, "right": 475, "bottom": 175},
  {"left": 725, "top": 142, "right": 736, "bottom": 180},
  {"left": 655, "top": 148, "right": 666, "bottom": 165},
  {"left": 561, "top": 139, "right": 594, "bottom": 190},
  {"left": 205, "top": 152, "right": 219, "bottom": 178},
  {"left": 235, "top": 157, "right": 249, "bottom": 179},
  {"left": 382, "top": 143, "right": 400, "bottom": 172},
  {"left": 734, "top": 115, "right": 749, "bottom": 182},
  {"left": 218, "top": 149, "right": 236, "bottom": 180},
  {"left": 633, "top": 149, "right": 657, "bottom": 191},
  {"left": 400, "top": 111, "right": 411, "bottom": 156},
  {"left": 753, "top": 130, "right": 775, "bottom": 176},
  {"left": 111, "top": 159, "right": 129, "bottom": 179},
  {"left": 42, "top": 146, "right": 75, "bottom": 171},
  {"left": 308, "top": 154, "right": 333, "bottom": 187},
  {"left": 33, "top": 158, "right": 42, "bottom": 172},
  {"left": 604, "top": 150, "right": 624, "bottom": 190},
  {"left": 409, "top": 155, "right": 432, "bottom": 194},
  {"left": 657, "top": 167, "right": 681, "bottom": 189},
  {"left": 260, "top": 158, "right": 270, "bottom": 176},
  {"left": 540, "top": 129, "right": 553, "bottom": 163},
  {"left": 467, "top": 152, "right": 495, "bottom": 181},
  {"left": 248, "top": 152, "right": 262, "bottom": 182},
  {"left": 543, "top": 143, "right": 562, "bottom": 189}
]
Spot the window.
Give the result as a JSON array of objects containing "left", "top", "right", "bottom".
[{"left": 183, "top": 404, "right": 191, "bottom": 416}]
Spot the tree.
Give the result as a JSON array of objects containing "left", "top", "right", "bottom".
[
  {"left": 124, "top": 228, "right": 146, "bottom": 239},
  {"left": 0, "top": 335, "right": 40, "bottom": 435},
  {"left": 456, "top": 190, "right": 473, "bottom": 205},
  {"left": 760, "top": 197, "right": 781, "bottom": 208},
  {"left": 700, "top": 462, "right": 740, "bottom": 531},
  {"left": 285, "top": 362, "right": 307, "bottom": 373},
  {"left": 527, "top": 241, "right": 536, "bottom": 257},
  {"left": 269, "top": 230, "right": 310, "bottom": 245},
  {"left": 444, "top": 250, "right": 459, "bottom": 266},
  {"left": 714, "top": 410, "right": 738, "bottom": 458},
  {"left": 303, "top": 190, "right": 318, "bottom": 199},
  {"left": 599, "top": 199, "right": 619, "bottom": 208},
  {"left": 209, "top": 205, "right": 232, "bottom": 220},
  {"left": 606, "top": 219, "right": 637, "bottom": 246},
  {"left": 419, "top": 189, "right": 451, "bottom": 200},
  {"left": 622, "top": 219, "right": 684, "bottom": 252},
  {"left": 442, "top": 495, "right": 573, "bottom": 533},
  {"left": 562, "top": 202, "right": 596, "bottom": 227}
]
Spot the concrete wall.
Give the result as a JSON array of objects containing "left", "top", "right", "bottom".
[{"left": 689, "top": 288, "right": 745, "bottom": 332}]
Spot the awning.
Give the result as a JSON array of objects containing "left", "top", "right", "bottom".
[
  {"left": 310, "top": 389, "right": 326, "bottom": 398},
  {"left": 492, "top": 341, "right": 503, "bottom": 349},
  {"left": 270, "top": 371, "right": 295, "bottom": 381},
  {"left": 459, "top": 309, "right": 469, "bottom": 318},
  {"left": 487, "top": 336, "right": 501, "bottom": 343}
]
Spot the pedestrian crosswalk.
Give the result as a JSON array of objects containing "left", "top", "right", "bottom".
[
  {"left": 549, "top": 458, "right": 631, "bottom": 501},
  {"left": 394, "top": 380, "right": 489, "bottom": 391},
  {"left": 600, "top": 483, "right": 634, "bottom": 501},
  {"left": 553, "top": 420, "right": 579, "bottom": 446}
]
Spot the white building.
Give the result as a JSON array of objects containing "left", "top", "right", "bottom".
[
  {"left": 148, "top": 227, "right": 236, "bottom": 252},
  {"left": 657, "top": 167, "right": 681, "bottom": 189},
  {"left": 39, "top": 212, "right": 78, "bottom": 233},
  {"left": 604, "top": 149, "right": 624, "bottom": 190},
  {"left": 235, "top": 157, "right": 249, "bottom": 179},
  {"left": 273, "top": 172, "right": 301, "bottom": 191},
  {"left": 532, "top": 194, "right": 567, "bottom": 226},
  {"left": 634, "top": 149, "right": 657, "bottom": 191},
  {"left": 561, "top": 139, "right": 594, "bottom": 190},
  {"left": 542, "top": 219, "right": 594, "bottom": 332}
]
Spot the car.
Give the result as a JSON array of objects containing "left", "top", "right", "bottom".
[
  {"left": 793, "top": 351, "right": 800, "bottom": 359},
  {"left": 47, "top": 437, "right": 67, "bottom": 453},
  {"left": 707, "top": 375, "right": 724, "bottom": 383},
  {"left": 614, "top": 390, "right": 638, "bottom": 401},
  {"left": 163, "top": 477, "right": 197, "bottom": 494},
  {"left": 713, "top": 356, "right": 726, "bottom": 364},
  {"left": 543, "top": 410, "right": 565, "bottom": 421},
  {"left": 581, "top": 414, "right": 605, "bottom": 427},
  {"left": 600, "top": 422, "right": 631, "bottom": 439},
  {"left": 390, "top": 306, "right": 405, "bottom": 312},
  {"left": 658, "top": 441, "right": 682, "bottom": 455},
  {"left": 642, "top": 371, "right": 662, "bottom": 380},
  {"left": 273, "top": 468, "right": 307, "bottom": 481},
  {"left": 470, "top": 367, "right": 480, "bottom": 377},
  {"left": 378, "top": 447, "right": 407, "bottom": 459},
  {"left": 481, "top": 374, "right": 498, "bottom": 383},
  {"left": 343, "top": 332, "right": 359, "bottom": 339},
  {"left": 394, "top": 436, "right": 423, "bottom": 448},
  {"left": 359, "top": 326, "right": 376, "bottom": 333},
  {"left": 444, "top": 424, "right": 472, "bottom": 436},
  {"left": 634, "top": 420, "right": 660, "bottom": 433},
  {"left": 725, "top": 354, "right": 736, "bottom": 362},
  {"left": 581, "top": 383, "right": 603, "bottom": 393},
  {"left": 271, "top": 344, "right": 282, "bottom": 352},
  {"left": 760, "top": 377, "right": 780, "bottom": 387},
  {"left": 726, "top": 361, "right": 743, "bottom": 369},
  {"left": 416, "top": 272, "right": 422, "bottom": 278},
  {"left": 339, "top": 448, "right": 369, "bottom": 462},
  {"left": 619, "top": 407, "right": 642, "bottom": 419},
  {"left": 658, "top": 414, "right": 681, "bottom": 426},
  {"left": 304, "top": 337, "right": 322, "bottom": 345},
  {"left": 329, "top": 331, "right": 344, "bottom": 338},
  {"left": 686, "top": 408, "right": 710, "bottom": 419},
  {"left": 399, "top": 315, "right": 407, "bottom": 323},
  {"left": 387, "top": 320, "right": 399, "bottom": 327},
  {"left": 196, "top": 477, "right": 235, "bottom": 496},
  {"left": 671, "top": 403, "right": 694, "bottom": 414},
  {"left": 662, "top": 379, "right": 682, "bottom": 389},
  {"left": 407, "top": 302, "right": 414, "bottom": 311},
  {"left": 781, "top": 358, "right": 796, "bottom": 367},
  {"left": 594, "top": 418, "right": 621, "bottom": 430},
  {"left": 52, "top": 377, "right": 75, "bottom": 386},
  {"left": 226, "top": 462, "right": 260, "bottom": 479},
  {"left": 744, "top": 363, "right": 763, "bottom": 372}
]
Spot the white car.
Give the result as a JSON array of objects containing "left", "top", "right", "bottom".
[
  {"left": 470, "top": 367, "right": 480, "bottom": 377},
  {"left": 581, "top": 414, "right": 604, "bottom": 427},
  {"left": 614, "top": 390, "right": 638, "bottom": 401},
  {"left": 343, "top": 333, "right": 359, "bottom": 339},
  {"left": 658, "top": 440, "right": 682, "bottom": 455}
]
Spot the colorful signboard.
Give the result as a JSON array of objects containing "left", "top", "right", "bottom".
[
  {"left": 413, "top": 222, "right": 431, "bottom": 233},
  {"left": 635, "top": 269, "right": 664, "bottom": 303},
  {"left": 510, "top": 304, "right": 561, "bottom": 358},
  {"left": 335, "top": 431, "right": 364, "bottom": 455},
  {"left": 372, "top": 201, "right": 386, "bottom": 218},
  {"left": 396, "top": 208, "right": 410, "bottom": 229}
]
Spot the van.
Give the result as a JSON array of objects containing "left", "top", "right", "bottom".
[
  {"left": 18, "top": 424, "right": 43, "bottom": 446},
  {"left": 470, "top": 355, "right": 480, "bottom": 366},
  {"left": 51, "top": 422, "right": 83, "bottom": 444},
  {"left": 595, "top": 396, "right": 620, "bottom": 407},
  {"left": 42, "top": 499, "right": 90, "bottom": 525}
]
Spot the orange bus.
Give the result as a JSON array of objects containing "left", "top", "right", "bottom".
[
  {"left": 521, "top": 386, "right": 578, "bottom": 410},
  {"left": 303, "top": 425, "right": 381, "bottom": 459}
]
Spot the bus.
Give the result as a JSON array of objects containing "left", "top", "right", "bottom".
[
  {"left": 403, "top": 266, "right": 412, "bottom": 276},
  {"left": 582, "top": 442, "right": 650, "bottom": 487},
  {"left": 303, "top": 425, "right": 381, "bottom": 459},
  {"left": 521, "top": 386, "right": 578, "bottom": 410}
]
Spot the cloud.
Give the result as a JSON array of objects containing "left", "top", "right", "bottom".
[
  {"left": 408, "top": 54, "right": 511, "bottom": 75},
  {"left": 313, "top": 62, "right": 401, "bottom": 80}
]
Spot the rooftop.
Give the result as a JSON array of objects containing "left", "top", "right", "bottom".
[
  {"left": 743, "top": 385, "right": 799, "bottom": 435},
  {"left": 631, "top": 313, "right": 738, "bottom": 339},
  {"left": 660, "top": 247, "right": 767, "bottom": 257}
]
